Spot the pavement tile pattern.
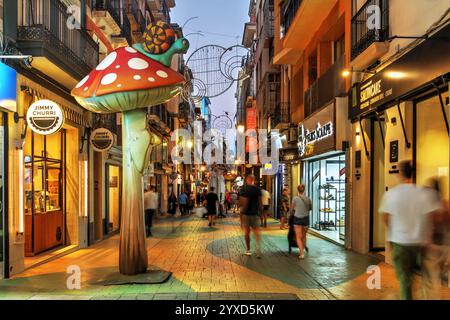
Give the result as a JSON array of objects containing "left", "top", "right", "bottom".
[{"left": 0, "top": 214, "right": 449, "bottom": 300}]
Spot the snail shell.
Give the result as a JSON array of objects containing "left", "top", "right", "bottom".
[{"left": 143, "top": 21, "right": 176, "bottom": 55}]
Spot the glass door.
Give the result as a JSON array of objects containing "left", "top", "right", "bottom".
[
  {"left": 105, "top": 164, "right": 121, "bottom": 235},
  {"left": 24, "top": 130, "right": 65, "bottom": 256}
]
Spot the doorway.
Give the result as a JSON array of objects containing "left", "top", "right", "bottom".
[
  {"left": 104, "top": 164, "right": 121, "bottom": 236},
  {"left": 24, "top": 130, "right": 66, "bottom": 256},
  {"left": 370, "top": 116, "right": 387, "bottom": 250},
  {"left": 0, "top": 113, "right": 6, "bottom": 278}
]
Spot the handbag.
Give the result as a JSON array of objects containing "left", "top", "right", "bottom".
[{"left": 194, "top": 206, "right": 208, "bottom": 218}]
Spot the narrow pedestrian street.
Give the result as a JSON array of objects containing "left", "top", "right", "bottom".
[{"left": 1, "top": 214, "right": 448, "bottom": 301}]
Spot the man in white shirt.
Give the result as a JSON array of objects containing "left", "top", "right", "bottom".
[
  {"left": 144, "top": 186, "right": 159, "bottom": 237},
  {"left": 379, "top": 161, "right": 442, "bottom": 300},
  {"left": 260, "top": 187, "right": 271, "bottom": 228}
]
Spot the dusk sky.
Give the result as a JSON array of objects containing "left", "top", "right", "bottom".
[{"left": 171, "top": 0, "right": 250, "bottom": 120}]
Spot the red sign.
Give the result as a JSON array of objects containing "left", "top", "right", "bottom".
[{"left": 246, "top": 108, "right": 257, "bottom": 154}]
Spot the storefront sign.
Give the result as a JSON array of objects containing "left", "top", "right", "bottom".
[
  {"left": 280, "top": 148, "right": 299, "bottom": 162},
  {"left": 90, "top": 128, "right": 114, "bottom": 152},
  {"left": 0, "top": 62, "right": 17, "bottom": 112},
  {"left": 298, "top": 103, "right": 336, "bottom": 158},
  {"left": 350, "top": 23, "right": 450, "bottom": 119},
  {"left": 26, "top": 99, "right": 64, "bottom": 135}
]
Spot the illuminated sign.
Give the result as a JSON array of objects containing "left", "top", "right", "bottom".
[
  {"left": 298, "top": 122, "right": 334, "bottom": 157},
  {"left": 26, "top": 100, "right": 64, "bottom": 135},
  {"left": 90, "top": 128, "right": 114, "bottom": 152},
  {"left": 0, "top": 62, "right": 17, "bottom": 112}
]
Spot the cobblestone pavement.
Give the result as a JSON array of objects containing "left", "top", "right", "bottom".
[{"left": 0, "top": 214, "right": 449, "bottom": 300}]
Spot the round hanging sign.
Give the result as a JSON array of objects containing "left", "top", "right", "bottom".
[
  {"left": 26, "top": 99, "right": 64, "bottom": 135},
  {"left": 90, "top": 128, "right": 114, "bottom": 152}
]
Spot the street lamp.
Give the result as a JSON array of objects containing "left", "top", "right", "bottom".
[
  {"left": 187, "top": 140, "right": 193, "bottom": 149},
  {"left": 237, "top": 125, "right": 245, "bottom": 134}
]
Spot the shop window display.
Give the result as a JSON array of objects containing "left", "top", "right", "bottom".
[
  {"left": 24, "top": 130, "right": 65, "bottom": 255},
  {"left": 304, "top": 154, "right": 346, "bottom": 242}
]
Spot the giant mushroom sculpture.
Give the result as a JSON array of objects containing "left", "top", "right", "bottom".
[{"left": 72, "top": 22, "right": 189, "bottom": 275}]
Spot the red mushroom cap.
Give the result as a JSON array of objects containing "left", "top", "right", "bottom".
[{"left": 71, "top": 46, "right": 185, "bottom": 99}]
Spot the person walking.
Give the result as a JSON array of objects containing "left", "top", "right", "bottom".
[
  {"left": 260, "top": 187, "right": 271, "bottom": 228},
  {"left": 179, "top": 191, "right": 188, "bottom": 216},
  {"left": 196, "top": 192, "right": 201, "bottom": 207},
  {"left": 422, "top": 177, "right": 449, "bottom": 300},
  {"left": 379, "top": 161, "right": 442, "bottom": 300},
  {"left": 168, "top": 191, "right": 177, "bottom": 216},
  {"left": 280, "top": 188, "right": 290, "bottom": 229},
  {"left": 204, "top": 187, "right": 219, "bottom": 227},
  {"left": 144, "top": 186, "right": 158, "bottom": 237},
  {"left": 225, "top": 191, "right": 232, "bottom": 214},
  {"left": 239, "top": 175, "right": 262, "bottom": 257},
  {"left": 291, "top": 184, "right": 312, "bottom": 259}
]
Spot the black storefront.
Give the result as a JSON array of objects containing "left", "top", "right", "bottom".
[{"left": 350, "top": 23, "right": 450, "bottom": 251}]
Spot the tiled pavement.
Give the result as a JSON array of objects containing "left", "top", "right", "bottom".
[{"left": 0, "top": 214, "right": 449, "bottom": 300}]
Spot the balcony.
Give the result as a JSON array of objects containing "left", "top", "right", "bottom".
[
  {"left": 111, "top": 9, "right": 132, "bottom": 48},
  {"left": 91, "top": 0, "right": 122, "bottom": 35},
  {"left": 17, "top": 0, "right": 99, "bottom": 89},
  {"left": 275, "top": 0, "right": 338, "bottom": 65},
  {"left": 271, "top": 102, "right": 290, "bottom": 129},
  {"left": 125, "top": 0, "right": 141, "bottom": 30},
  {"left": 351, "top": 0, "right": 389, "bottom": 69},
  {"left": 304, "top": 55, "right": 346, "bottom": 117}
]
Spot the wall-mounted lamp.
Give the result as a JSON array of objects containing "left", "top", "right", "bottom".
[{"left": 342, "top": 68, "right": 376, "bottom": 78}]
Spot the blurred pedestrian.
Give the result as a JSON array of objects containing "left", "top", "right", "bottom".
[
  {"left": 291, "top": 184, "right": 312, "bottom": 259},
  {"left": 225, "top": 191, "right": 232, "bottom": 214},
  {"left": 231, "top": 191, "right": 239, "bottom": 213},
  {"left": 204, "top": 187, "right": 219, "bottom": 227},
  {"left": 260, "top": 186, "right": 271, "bottom": 228},
  {"left": 422, "top": 177, "right": 449, "bottom": 300},
  {"left": 179, "top": 191, "right": 188, "bottom": 215},
  {"left": 379, "top": 161, "right": 442, "bottom": 300},
  {"left": 280, "top": 188, "right": 290, "bottom": 229},
  {"left": 196, "top": 192, "right": 201, "bottom": 206},
  {"left": 168, "top": 191, "right": 177, "bottom": 216},
  {"left": 239, "top": 175, "right": 262, "bottom": 257},
  {"left": 144, "top": 186, "right": 158, "bottom": 237}
]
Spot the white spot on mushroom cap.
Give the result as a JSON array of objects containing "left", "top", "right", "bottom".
[
  {"left": 156, "top": 70, "right": 168, "bottom": 78},
  {"left": 76, "top": 75, "right": 89, "bottom": 88},
  {"left": 84, "top": 87, "right": 89, "bottom": 92},
  {"left": 115, "top": 65, "right": 120, "bottom": 69},
  {"left": 134, "top": 75, "right": 141, "bottom": 80},
  {"left": 96, "top": 51, "right": 117, "bottom": 71},
  {"left": 101, "top": 73, "right": 117, "bottom": 85},
  {"left": 117, "top": 84, "right": 122, "bottom": 88},
  {"left": 148, "top": 77, "right": 155, "bottom": 82},
  {"left": 128, "top": 58, "right": 149, "bottom": 70},
  {"left": 125, "top": 47, "right": 137, "bottom": 53}
]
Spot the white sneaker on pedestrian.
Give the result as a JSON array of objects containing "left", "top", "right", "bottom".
[
  {"left": 245, "top": 251, "right": 252, "bottom": 256},
  {"left": 299, "top": 254, "right": 305, "bottom": 260}
]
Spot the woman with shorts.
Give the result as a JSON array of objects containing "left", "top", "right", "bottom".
[{"left": 291, "top": 185, "right": 312, "bottom": 259}]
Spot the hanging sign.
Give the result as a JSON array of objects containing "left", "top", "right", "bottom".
[
  {"left": 90, "top": 127, "right": 114, "bottom": 152},
  {"left": 26, "top": 99, "right": 64, "bottom": 135}
]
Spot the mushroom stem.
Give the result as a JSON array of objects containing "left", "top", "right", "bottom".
[{"left": 119, "top": 109, "right": 150, "bottom": 275}]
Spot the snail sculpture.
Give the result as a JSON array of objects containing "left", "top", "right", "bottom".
[{"left": 72, "top": 22, "right": 189, "bottom": 276}]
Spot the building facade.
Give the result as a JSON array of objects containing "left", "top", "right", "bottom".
[{"left": 0, "top": 0, "right": 184, "bottom": 278}]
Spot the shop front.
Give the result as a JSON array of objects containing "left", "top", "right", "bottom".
[
  {"left": 5, "top": 74, "right": 90, "bottom": 275},
  {"left": 299, "top": 98, "right": 350, "bottom": 244},
  {"left": 349, "top": 23, "right": 450, "bottom": 256},
  {"left": 0, "top": 61, "right": 17, "bottom": 278}
]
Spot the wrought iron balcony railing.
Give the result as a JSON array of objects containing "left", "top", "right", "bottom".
[
  {"left": 280, "top": 0, "right": 303, "bottom": 38},
  {"left": 351, "top": 0, "right": 389, "bottom": 60},
  {"left": 271, "top": 102, "right": 291, "bottom": 128},
  {"left": 304, "top": 55, "right": 346, "bottom": 117},
  {"left": 91, "top": 0, "right": 121, "bottom": 28},
  {"left": 18, "top": 0, "right": 100, "bottom": 77}
]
